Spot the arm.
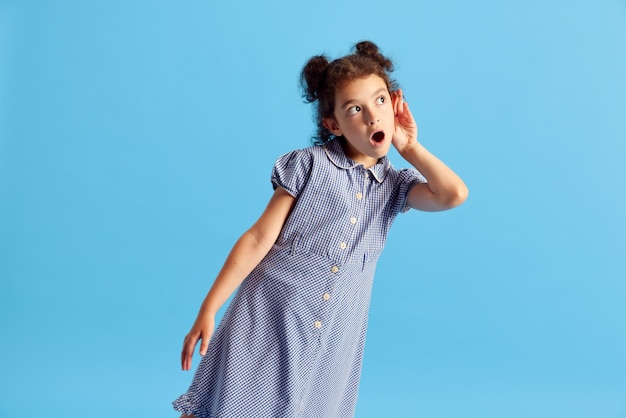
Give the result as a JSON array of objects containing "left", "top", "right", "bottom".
[
  {"left": 391, "top": 90, "right": 469, "bottom": 212},
  {"left": 181, "top": 187, "right": 296, "bottom": 370}
]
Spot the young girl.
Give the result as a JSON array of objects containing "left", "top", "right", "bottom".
[{"left": 173, "top": 41, "right": 468, "bottom": 418}]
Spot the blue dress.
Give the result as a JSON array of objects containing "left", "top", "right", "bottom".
[{"left": 173, "top": 139, "right": 425, "bottom": 417}]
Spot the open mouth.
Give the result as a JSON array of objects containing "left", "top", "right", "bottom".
[{"left": 371, "top": 131, "right": 385, "bottom": 143}]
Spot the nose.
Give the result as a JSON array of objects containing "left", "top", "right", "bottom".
[{"left": 365, "top": 108, "right": 379, "bottom": 125}]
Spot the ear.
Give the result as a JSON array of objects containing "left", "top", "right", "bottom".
[
  {"left": 323, "top": 117, "right": 342, "bottom": 136},
  {"left": 391, "top": 90, "right": 400, "bottom": 108},
  {"left": 391, "top": 89, "right": 404, "bottom": 115}
]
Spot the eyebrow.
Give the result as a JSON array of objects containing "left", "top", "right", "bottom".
[{"left": 339, "top": 88, "right": 388, "bottom": 109}]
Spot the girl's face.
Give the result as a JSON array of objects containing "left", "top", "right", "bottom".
[{"left": 323, "top": 74, "right": 396, "bottom": 168}]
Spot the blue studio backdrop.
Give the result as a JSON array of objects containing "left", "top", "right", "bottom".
[{"left": 1, "top": 1, "right": 625, "bottom": 417}]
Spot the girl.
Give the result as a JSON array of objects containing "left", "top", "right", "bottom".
[{"left": 173, "top": 41, "right": 468, "bottom": 418}]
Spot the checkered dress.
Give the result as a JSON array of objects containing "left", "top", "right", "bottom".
[{"left": 173, "top": 139, "right": 426, "bottom": 417}]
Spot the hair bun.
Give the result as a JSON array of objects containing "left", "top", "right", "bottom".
[
  {"left": 354, "top": 41, "right": 393, "bottom": 72},
  {"left": 300, "top": 55, "right": 330, "bottom": 103}
]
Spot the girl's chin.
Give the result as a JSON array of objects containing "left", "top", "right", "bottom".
[{"left": 370, "top": 141, "right": 391, "bottom": 154}]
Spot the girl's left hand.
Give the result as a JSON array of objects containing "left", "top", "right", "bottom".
[{"left": 391, "top": 89, "right": 419, "bottom": 154}]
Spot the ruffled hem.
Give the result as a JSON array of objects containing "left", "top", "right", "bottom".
[{"left": 172, "top": 393, "right": 211, "bottom": 418}]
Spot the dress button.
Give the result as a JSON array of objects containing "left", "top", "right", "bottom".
[
  {"left": 331, "top": 266, "right": 339, "bottom": 273},
  {"left": 350, "top": 217, "right": 357, "bottom": 225},
  {"left": 339, "top": 242, "right": 347, "bottom": 249},
  {"left": 323, "top": 293, "right": 331, "bottom": 301},
  {"left": 314, "top": 321, "right": 322, "bottom": 329},
  {"left": 356, "top": 192, "right": 363, "bottom": 200}
]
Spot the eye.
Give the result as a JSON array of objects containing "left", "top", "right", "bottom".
[
  {"left": 376, "top": 96, "right": 385, "bottom": 105},
  {"left": 347, "top": 105, "right": 361, "bottom": 116}
]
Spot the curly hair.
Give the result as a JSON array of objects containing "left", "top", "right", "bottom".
[{"left": 300, "top": 41, "right": 398, "bottom": 144}]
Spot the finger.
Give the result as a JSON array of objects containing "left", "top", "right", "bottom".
[
  {"left": 181, "top": 337, "right": 189, "bottom": 370},
  {"left": 181, "top": 336, "right": 186, "bottom": 367},
  {"left": 404, "top": 103, "right": 419, "bottom": 137},
  {"left": 394, "top": 89, "right": 403, "bottom": 115},
  {"left": 404, "top": 102, "right": 414, "bottom": 121},
  {"left": 200, "top": 337, "right": 209, "bottom": 356},
  {"left": 181, "top": 335, "right": 197, "bottom": 370}
]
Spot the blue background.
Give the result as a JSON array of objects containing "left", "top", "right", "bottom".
[{"left": 2, "top": 1, "right": 625, "bottom": 417}]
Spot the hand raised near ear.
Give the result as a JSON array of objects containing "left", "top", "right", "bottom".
[{"left": 391, "top": 89, "right": 419, "bottom": 154}]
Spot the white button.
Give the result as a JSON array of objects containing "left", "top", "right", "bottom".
[
  {"left": 331, "top": 266, "right": 339, "bottom": 273},
  {"left": 365, "top": 172, "right": 370, "bottom": 178},
  {"left": 356, "top": 192, "right": 363, "bottom": 200},
  {"left": 339, "top": 242, "right": 347, "bottom": 249},
  {"left": 323, "top": 293, "right": 331, "bottom": 301},
  {"left": 314, "top": 321, "right": 322, "bottom": 329},
  {"left": 350, "top": 217, "right": 357, "bottom": 224}
]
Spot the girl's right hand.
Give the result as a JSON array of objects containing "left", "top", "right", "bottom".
[{"left": 181, "top": 314, "right": 215, "bottom": 370}]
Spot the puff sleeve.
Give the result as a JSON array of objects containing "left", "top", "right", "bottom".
[
  {"left": 398, "top": 168, "right": 427, "bottom": 213},
  {"left": 270, "top": 149, "right": 314, "bottom": 198}
]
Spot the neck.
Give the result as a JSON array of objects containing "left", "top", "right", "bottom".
[{"left": 339, "top": 138, "right": 378, "bottom": 169}]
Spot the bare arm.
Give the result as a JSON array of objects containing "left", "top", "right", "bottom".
[
  {"left": 181, "top": 187, "right": 296, "bottom": 370},
  {"left": 401, "top": 142, "right": 468, "bottom": 211},
  {"left": 392, "top": 90, "right": 468, "bottom": 212}
]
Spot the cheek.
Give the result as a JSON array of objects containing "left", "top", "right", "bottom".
[
  {"left": 384, "top": 108, "right": 395, "bottom": 125},
  {"left": 342, "top": 118, "right": 360, "bottom": 131}
]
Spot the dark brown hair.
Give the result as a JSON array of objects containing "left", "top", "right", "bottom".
[{"left": 300, "top": 40, "right": 398, "bottom": 144}]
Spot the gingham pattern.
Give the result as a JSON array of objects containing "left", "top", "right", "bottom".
[{"left": 173, "top": 139, "right": 426, "bottom": 418}]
